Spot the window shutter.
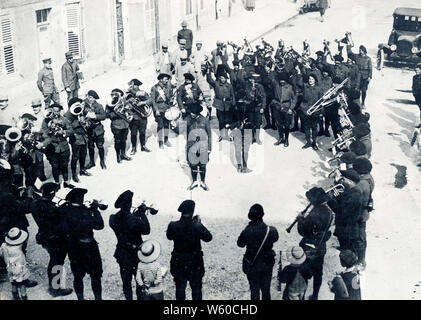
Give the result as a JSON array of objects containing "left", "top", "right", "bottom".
[
  {"left": 0, "top": 15, "right": 15, "bottom": 75},
  {"left": 65, "top": 2, "right": 82, "bottom": 58}
]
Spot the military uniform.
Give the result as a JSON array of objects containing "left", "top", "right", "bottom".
[
  {"left": 177, "top": 82, "right": 203, "bottom": 119},
  {"left": 151, "top": 81, "right": 173, "bottom": 147},
  {"left": 37, "top": 66, "right": 60, "bottom": 107},
  {"left": 84, "top": 100, "right": 106, "bottom": 168},
  {"left": 272, "top": 80, "right": 296, "bottom": 146},
  {"left": 413, "top": 72, "right": 421, "bottom": 123},
  {"left": 300, "top": 82, "right": 324, "bottom": 149},
  {"left": 106, "top": 102, "right": 130, "bottom": 163},
  {"left": 126, "top": 89, "right": 151, "bottom": 154},
  {"left": 243, "top": 79, "right": 266, "bottom": 144},
  {"left": 347, "top": 45, "right": 372, "bottom": 105}
]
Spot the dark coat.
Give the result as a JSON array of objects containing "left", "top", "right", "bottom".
[
  {"left": 106, "top": 105, "right": 129, "bottom": 130},
  {"left": 237, "top": 221, "right": 279, "bottom": 271},
  {"left": 243, "top": 81, "right": 267, "bottom": 111},
  {"left": 84, "top": 100, "right": 106, "bottom": 136},
  {"left": 207, "top": 75, "right": 235, "bottom": 111},
  {"left": 0, "top": 190, "right": 30, "bottom": 242},
  {"left": 151, "top": 82, "right": 173, "bottom": 114},
  {"left": 272, "top": 82, "right": 296, "bottom": 111},
  {"left": 37, "top": 67, "right": 58, "bottom": 94},
  {"left": 64, "top": 110, "right": 88, "bottom": 145},
  {"left": 167, "top": 215, "right": 212, "bottom": 279},
  {"left": 300, "top": 84, "right": 324, "bottom": 114},
  {"left": 31, "top": 197, "right": 65, "bottom": 245},
  {"left": 61, "top": 60, "right": 80, "bottom": 91},
  {"left": 335, "top": 270, "right": 361, "bottom": 300},
  {"left": 41, "top": 117, "right": 73, "bottom": 153},
  {"left": 177, "top": 28, "right": 193, "bottom": 50},
  {"left": 109, "top": 208, "right": 150, "bottom": 267},
  {"left": 177, "top": 83, "right": 203, "bottom": 111},
  {"left": 349, "top": 52, "right": 372, "bottom": 80},
  {"left": 413, "top": 74, "right": 421, "bottom": 99},
  {"left": 186, "top": 114, "right": 212, "bottom": 166}
]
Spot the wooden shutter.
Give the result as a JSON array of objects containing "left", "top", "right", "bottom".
[
  {"left": 0, "top": 14, "right": 15, "bottom": 75},
  {"left": 65, "top": 2, "right": 82, "bottom": 58}
]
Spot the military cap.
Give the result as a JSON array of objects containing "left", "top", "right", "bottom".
[
  {"left": 68, "top": 97, "right": 83, "bottom": 108},
  {"left": 0, "top": 95, "right": 8, "bottom": 102},
  {"left": 339, "top": 169, "right": 361, "bottom": 183},
  {"left": 352, "top": 158, "right": 373, "bottom": 175},
  {"left": 65, "top": 51, "right": 73, "bottom": 59},
  {"left": 315, "top": 50, "right": 324, "bottom": 56},
  {"left": 50, "top": 103, "right": 63, "bottom": 110},
  {"left": 31, "top": 98, "right": 42, "bottom": 107},
  {"left": 65, "top": 188, "right": 87, "bottom": 204},
  {"left": 349, "top": 140, "right": 367, "bottom": 156},
  {"left": 111, "top": 88, "right": 125, "bottom": 96},
  {"left": 334, "top": 55, "right": 344, "bottom": 62},
  {"left": 359, "top": 45, "right": 367, "bottom": 54},
  {"left": 87, "top": 90, "right": 100, "bottom": 99},
  {"left": 129, "top": 79, "right": 143, "bottom": 87},
  {"left": 42, "top": 57, "right": 52, "bottom": 63},
  {"left": 181, "top": 20, "right": 188, "bottom": 27},
  {"left": 20, "top": 113, "right": 37, "bottom": 121},
  {"left": 196, "top": 40, "right": 203, "bottom": 45},
  {"left": 178, "top": 200, "right": 195, "bottom": 215},
  {"left": 114, "top": 190, "right": 134, "bottom": 209},
  {"left": 161, "top": 42, "right": 169, "bottom": 49},
  {"left": 278, "top": 72, "right": 290, "bottom": 82},
  {"left": 232, "top": 60, "right": 240, "bottom": 66}
]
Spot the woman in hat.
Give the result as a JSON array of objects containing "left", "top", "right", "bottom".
[
  {"left": 278, "top": 246, "right": 313, "bottom": 300},
  {"left": 237, "top": 204, "right": 279, "bottom": 300},
  {"left": 0, "top": 227, "right": 30, "bottom": 299},
  {"left": 136, "top": 240, "right": 167, "bottom": 300}
]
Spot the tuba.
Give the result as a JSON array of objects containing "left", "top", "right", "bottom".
[
  {"left": 107, "top": 92, "right": 134, "bottom": 123},
  {"left": 5, "top": 127, "right": 22, "bottom": 143}
]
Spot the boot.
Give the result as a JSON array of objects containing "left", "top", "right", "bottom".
[
  {"left": 302, "top": 142, "right": 312, "bottom": 149},
  {"left": 72, "top": 172, "right": 80, "bottom": 183},
  {"left": 130, "top": 148, "right": 137, "bottom": 155},
  {"left": 12, "top": 292, "right": 20, "bottom": 300},
  {"left": 141, "top": 146, "right": 151, "bottom": 153},
  {"left": 159, "top": 141, "right": 164, "bottom": 149},
  {"left": 312, "top": 142, "right": 319, "bottom": 151},
  {"left": 63, "top": 181, "right": 75, "bottom": 189},
  {"left": 121, "top": 153, "right": 132, "bottom": 161},
  {"left": 324, "top": 129, "right": 331, "bottom": 137},
  {"left": 100, "top": 160, "right": 107, "bottom": 170},
  {"left": 200, "top": 181, "right": 209, "bottom": 191},
  {"left": 85, "top": 162, "right": 95, "bottom": 170},
  {"left": 237, "top": 164, "right": 243, "bottom": 173},
  {"left": 117, "top": 153, "right": 122, "bottom": 163},
  {"left": 284, "top": 137, "right": 289, "bottom": 147},
  {"left": 79, "top": 169, "right": 91, "bottom": 177},
  {"left": 274, "top": 139, "right": 283, "bottom": 146},
  {"left": 218, "top": 136, "right": 223, "bottom": 142}
]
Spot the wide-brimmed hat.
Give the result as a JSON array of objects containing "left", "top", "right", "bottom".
[
  {"left": 178, "top": 200, "right": 195, "bottom": 215},
  {"left": 129, "top": 79, "right": 143, "bottom": 86},
  {"left": 286, "top": 246, "right": 306, "bottom": 265},
  {"left": 352, "top": 123, "right": 371, "bottom": 139},
  {"left": 188, "top": 103, "right": 203, "bottom": 115},
  {"left": 334, "top": 54, "right": 344, "bottom": 62},
  {"left": 184, "top": 73, "right": 195, "bottom": 82},
  {"left": 65, "top": 188, "right": 88, "bottom": 204},
  {"left": 111, "top": 88, "right": 124, "bottom": 96},
  {"left": 87, "top": 90, "right": 100, "bottom": 100},
  {"left": 305, "top": 187, "right": 328, "bottom": 205},
  {"left": 114, "top": 190, "right": 134, "bottom": 209},
  {"left": 5, "top": 227, "right": 28, "bottom": 246},
  {"left": 65, "top": 51, "right": 73, "bottom": 59},
  {"left": 158, "top": 73, "right": 171, "bottom": 81},
  {"left": 50, "top": 103, "right": 63, "bottom": 110},
  {"left": 138, "top": 240, "right": 161, "bottom": 263}
]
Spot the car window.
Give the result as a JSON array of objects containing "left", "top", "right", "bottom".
[{"left": 394, "top": 15, "right": 421, "bottom": 32}]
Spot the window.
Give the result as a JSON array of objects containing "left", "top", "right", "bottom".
[
  {"left": 36, "top": 8, "right": 51, "bottom": 24},
  {"left": 186, "top": 0, "right": 193, "bottom": 15},
  {"left": 144, "top": 0, "right": 156, "bottom": 40},
  {"left": 0, "top": 14, "right": 15, "bottom": 75},
  {"left": 65, "top": 2, "right": 83, "bottom": 58}
]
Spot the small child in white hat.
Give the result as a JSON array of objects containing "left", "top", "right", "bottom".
[
  {"left": 0, "top": 228, "right": 30, "bottom": 300},
  {"left": 136, "top": 240, "right": 167, "bottom": 300}
]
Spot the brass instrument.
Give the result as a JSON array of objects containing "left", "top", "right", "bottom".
[
  {"left": 22, "top": 132, "right": 44, "bottom": 152},
  {"left": 125, "top": 92, "right": 153, "bottom": 118},
  {"left": 45, "top": 108, "right": 55, "bottom": 120},
  {"left": 332, "top": 134, "right": 356, "bottom": 150},
  {"left": 325, "top": 184, "right": 346, "bottom": 198},
  {"left": 323, "top": 39, "right": 334, "bottom": 61},
  {"left": 5, "top": 127, "right": 22, "bottom": 143},
  {"left": 307, "top": 78, "right": 349, "bottom": 116},
  {"left": 107, "top": 92, "right": 134, "bottom": 123},
  {"left": 14, "top": 116, "right": 33, "bottom": 132},
  {"left": 0, "top": 158, "right": 11, "bottom": 170},
  {"left": 70, "top": 100, "right": 92, "bottom": 132},
  {"left": 47, "top": 118, "right": 66, "bottom": 137},
  {"left": 131, "top": 201, "right": 159, "bottom": 216},
  {"left": 53, "top": 196, "right": 108, "bottom": 210}
]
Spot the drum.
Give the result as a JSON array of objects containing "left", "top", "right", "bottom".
[{"left": 165, "top": 106, "right": 181, "bottom": 121}]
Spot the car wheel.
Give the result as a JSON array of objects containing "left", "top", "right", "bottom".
[{"left": 377, "top": 48, "right": 385, "bottom": 70}]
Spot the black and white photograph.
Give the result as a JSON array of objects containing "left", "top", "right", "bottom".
[{"left": 0, "top": 0, "right": 421, "bottom": 305}]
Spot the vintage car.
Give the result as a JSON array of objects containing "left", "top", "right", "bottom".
[{"left": 377, "top": 7, "right": 421, "bottom": 70}]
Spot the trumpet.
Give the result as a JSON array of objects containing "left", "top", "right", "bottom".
[
  {"left": 52, "top": 196, "right": 108, "bottom": 210},
  {"left": 131, "top": 201, "right": 159, "bottom": 216},
  {"left": 333, "top": 135, "right": 356, "bottom": 150},
  {"left": 307, "top": 78, "right": 349, "bottom": 116},
  {"left": 327, "top": 151, "right": 345, "bottom": 167},
  {"left": 326, "top": 184, "right": 345, "bottom": 198},
  {"left": 47, "top": 118, "right": 66, "bottom": 137}
]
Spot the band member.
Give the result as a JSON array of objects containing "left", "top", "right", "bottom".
[
  {"left": 65, "top": 98, "right": 91, "bottom": 183},
  {"left": 106, "top": 89, "right": 132, "bottom": 163},
  {"left": 349, "top": 140, "right": 368, "bottom": 159},
  {"left": 329, "top": 55, "right": 349, "bottom": 85},
  {"left": 330, "top": 169, "right": 363, "bottom": 254},
  {"left": 319, "top": 68, "right": 336, "bottom": 137},
  {"left": 412, "top": 64, "right": 421, "bottom": 128},
  {"left": 151, "top": 73, "right": 174, "bottom": 149},
  {"left": 352, "top": 158, "right": 374, "bottom": 267},
  {"left": 346, "top": 58, "right": 361, "bottom": 92},
  {"left": 167, "top": 200, "right": 213, "bottom": 300},
  {"left": 84, "top": 90, "right": 107, "bottom": 170},
  {"left": 41, "top": 104, "right": 74, "bottom": 189},
  {"left": 60, "top": 188, "right": 104, "bottom": 300},
  {"left": 190, "top": 40, "right": 208, "bottom": 73},
  {"left": 174, "top": 56, "right": 196, "bottom": 88},
  {"left": 109, "top": 190, "right": 151, "bottom": 300},
  {"left": 300, "top": 74, "right": 324, "bottom": 150},
  {"left": 237, "top": 204, "right": 279, "bottom": 300},
  {"left": 297, "top": 187, "right": 334, "bottom": 300},
  {"left": 126, "top": 79, "right": 151, "bottom": 155},
  {"left": 177, "top": 73, "right": 204, "bottom": 119},
  {"left": 61, "top": 51, "right": 80, "bottom": 102},
  {"left": 347, "top": 44, "right": 372, "bottom": 106},
  {"left": 155, "top": 43, "right": 174, "bottom": 75},
  {"left": 348, "top": 101, "right": 370, "bottom": 127},
  {"left": 37, "top": 57, "right": 60, "bottom": 107},
  {"left": 196, "top": 61, "right": 215, "bottom": 118},
  {"left": 177, "top": 20, "right": 193, "bottom": 58},
  {"left": 272, "top": 73, "right": 297, "bottom": 147},
  {"left": 30, "top": 182, "right": 73, "bottom": 297},
  {"left": 226, "top": 105, "right": 253, "bottom": 173},
  {"left": 186, "top": 103, "right": 211, "bottom": 191},
  {"left": 352, "top": 123, "right": 372, "bottom": 159},
  {"left": 172, "top": 39, "right": 189, "bottom": 66},
  {"left": 261, "top": 62, "right": 277, "bottom": 130}
]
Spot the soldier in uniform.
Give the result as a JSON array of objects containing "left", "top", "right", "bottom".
[
  {"left": 348, "top": 100, "right": 370, "bottom": 127},
  {"left": 243, "top": 74, "right": 266, "bottom": 145},
  {"left": 126, "top": 79, "right": 152, "bottom": 155},
  {"left": 297, "top": 187, "right": 334, "bottom": 300},
  {"left": 177, "top": 73, "right": 204, "bottom": 119},
  {"left": 260, "top": 62, "right": 277, "bottom": 130},
  {"left": 167, "top": 200, "right": 213, "bottom": 300},
  {"left": 412, "top": 64, "right": 421, "bottom": 128},
  {"left": 65, "top": 98, "right": 91, "bottom": 183},
  {"left": 177, "top": 21, "right": 193, "bottom": 58},
  {"left": 61, "top": 51, "right": 80, "bottom": 102},
  {"left": 186, "top": 103, "right": 212, "bottom": 191},
  {"left": 352, "top": 123, "right": 372, "bottom": 159},
  {"left": 299, "top": 74, "right": 324, "bottom": 150},
  {"left": 37, "top": 57, "right": 60, "bottom": 108},
  {"left": 272, "top": 73, "right": 296, "bottom": 147},
  {"left": 207, "top": 68, "right": 235, "bottom": 142},
  {"left": 106, "top": 89, "right": 132, "bottom": 163},
  {"left": 30, "top": 182, "right": 73, "bottom": 297},
  {"left": 61, "top": 188, "right": 104, "bottom": 300},
  {"left": 329, "top": 55, "right": 349, "bottom": 85},
  {"left": 109, "top": 190, "right": 151, "bottom": 300},
  {"left": 84, "top": 90, "right": 107, "bottom": 170},
  {"left": 151, "top": 73, "right": 174, "bottom": 149},
  {"left": 41, "top": 104, "right": 74, "bottom": 189},
  {"left": 347, "top": 45, "right": 372, "bottom": 106}
]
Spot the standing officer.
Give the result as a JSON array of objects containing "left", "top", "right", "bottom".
[
  {"left": 37, "top": 57, "right": 60, "bottom": 107},
  {"left": 412, "top": 64, "right": 421, "bottom": 128},
  {"left": 84, "top": 90, "right": 107, "bottom": 170},
  {"left": 272, "top": 73, "right": 296, "bottom": 147},
  {"left": 177, "top": 73, "right": 204, "bottom": 119},
  {"left": 299, "top": 74, "right": 324, "bottom": 150},
  {"left": 347, "top": 45, "right": 372, "bottom": 106},
  {"left": 151, "top": 73, "right": 174, "bottom": 149},
  {"left": 61, "top": 188, "right": 104, "bottom": 300},
  {"left": 237, "top": 204, "right": 279, "bottom": 300},
  {"left": 65, "top": 98, "right": 91, "bottom": 183},
  {"left": 109, "top": 190, "right": 151, "bottom": 300},
  {"left": 126, "top": 79, "right": 151, "bottom": 155},
  {"left": 243, "top": 74, "right": 266, "bottom": 145},
  {"left": 61, "top": 51, "right": 80, "bottom": 102},
  {"left": 41, "top": 104, "right": 74, "bottom": 189},
  {"left": 177, "top": 21, "right": 193, "bottom": 58},
  {"left": 30, "top": 182, "right": 73, "bottom": 297},
  {"left": 186, "top": 103, "right": 212, "bottom": 191},
  {"left": 260, "top": 62, "right": 277, "bottom": 130},
  {"left": 297, "top": 187, "right": 334, "bottom": 300},
  {"left": 167, "top": 200, "right": 213, "bottom": 300},
  {"left": 106, "top": 89, "right": 132, "bottom": 163}
]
